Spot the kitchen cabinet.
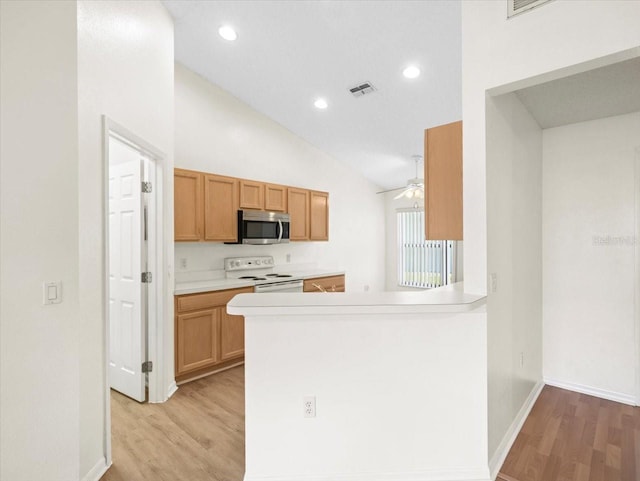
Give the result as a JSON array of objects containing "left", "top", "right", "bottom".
[
  {"left": 287, "top": 187, "right": 310, "bottom": 241},
  {"left": 424, "top": 121, "right": 463, "bottom": 240},
  {"left": 309, "top": 190, "right": 329, "bottom": 241},
  {"left": 204, "top": 173, "right": 238, "bottom": 242},
  {"left": 239, "top": 179, "right": 264, "bottom": 210},
  {"left": 175, "top": 286, "right": 253, "bottom": 382},
  {"left": 173, "top": 167, "right": 328, "bottom": 243},
  {"left": 303, "top": 274, "right": 345, "bottom": 293},
  {"left": 265, "top": 183, "right": 287, "bottom": 212},
  {"left": 174, "top": 169, "right": 203, "bottom": 241}
]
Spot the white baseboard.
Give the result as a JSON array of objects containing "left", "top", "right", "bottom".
[
  {"left": 543, "top": 377, "right": 636, "bottom": 406},
  {"left": 244, "top": 466, "right": 490, "bottom": 481},
  {"left": 167, "top": 380, "right": 178, "bottom": 400},
  {"left": 81, "top": 456, "right": 109, "bottom": 481},
  {"left": 488, "top": 381, "right": 544, "bottom": 480}
]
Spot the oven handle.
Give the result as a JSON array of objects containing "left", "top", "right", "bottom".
[
  {"left": 254, "top": 280, "right": 304, "bottom": 293},
  {"left": 277, "top": 219, "right": 283, "bottom": 243}
]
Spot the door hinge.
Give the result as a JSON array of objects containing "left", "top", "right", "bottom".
[
  {"left": 141, "top": 272, "right": 152, "bottom": 283},
  {"left": 142, "top": 361, "right": 153, "bottom": 373},
  {"left": 141, "top": 181, "right": 152, "bottom": 193}
]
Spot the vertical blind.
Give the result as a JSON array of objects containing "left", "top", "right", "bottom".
[{"left": 397, "top": 210, "right": 454, "bottom": 289}]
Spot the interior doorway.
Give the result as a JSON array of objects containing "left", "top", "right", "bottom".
[{"left": 103, "top": 116, "right": 167, "bottom": 465}]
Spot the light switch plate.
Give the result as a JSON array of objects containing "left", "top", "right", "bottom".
[{"left": 43, "top": 281, "right": 62, "bottom": 305}]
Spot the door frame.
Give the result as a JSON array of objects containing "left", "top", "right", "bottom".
[
  {"left": 102, "top": 116, "right": 167, "bottom": 465},
  {"left": 636, "top": 146, "right": 640, "bottom": 406}
]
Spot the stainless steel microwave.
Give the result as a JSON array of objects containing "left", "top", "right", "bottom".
[{"left": 232, "top": 209, "right": 290, "bottom": 245}]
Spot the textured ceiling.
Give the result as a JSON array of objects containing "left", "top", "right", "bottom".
[
  {"left": 162, "top": 0, "right": 462, "bottom": 190},
  {"left": 516, "top": 57, "right": 640, "bottom": 129}
]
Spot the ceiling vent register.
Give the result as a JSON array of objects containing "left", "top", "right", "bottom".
[
  {"left": 349, "top": 82, "right": 376, "bottom": 97},
  {"left": 508, "top": 0, "right": 552, "bottom": 18}
]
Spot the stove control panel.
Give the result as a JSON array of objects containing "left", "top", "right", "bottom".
[{"left": 225, "top": 256, "right": 275, "bottom": 272}]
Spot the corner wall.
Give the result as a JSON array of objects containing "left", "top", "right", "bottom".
[
  {"left": 486, "top": 92, "right": 543, "bottom": 465},
  {"left": 0, "top": 2, "right": 80, "bottom": 479},
  {"left": 462, "top": 0, "right": 640, "bottom": 294},
  {"left": 174, "top": 64, "right": 386, "bottom": 293},
  {"left": 542, "top": 111, "right": 640, "bottom": 403},
  {"left": 77, "top": 0, "right": 174, "bottom": 475}
]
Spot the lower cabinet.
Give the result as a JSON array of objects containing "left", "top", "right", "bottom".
[
  {"left": 175, "top": 286, "right": 253, "bottom": 382},
  {"left": 303, "top": 274, "right": 345, "bottom": 293}
]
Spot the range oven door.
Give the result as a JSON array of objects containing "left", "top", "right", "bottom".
[
  {"left": 254, "top": 279, "right": 303, "bottom": 293},
  {"left": 238, "top": 209, "right": 290, "bottom": 245}
]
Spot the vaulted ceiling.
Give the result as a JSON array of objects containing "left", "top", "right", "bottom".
[{"left": 163, "top": 0, "right": 462, "bottom": 190}]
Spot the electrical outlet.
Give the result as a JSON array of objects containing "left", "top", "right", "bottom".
[
  {"left": 179, "top": 258, "right": 187, "bottom": 269},
  {"left": 364, "top": 285, "right": 370, "bottom": 292},
  {"left": 286, "top": 254, "right": 291, "bottom": 263},
  {"left": 303, "top": 396, "right": 316, "bottom": 418},
  {"left": 520, "top": 352, "right": 524, "bottom": 368}
]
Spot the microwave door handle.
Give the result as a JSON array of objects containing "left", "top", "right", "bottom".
[{"left": 277, "top": 220, "right": 283, "bottom": 242}]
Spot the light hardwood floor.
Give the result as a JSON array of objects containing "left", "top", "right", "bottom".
[
  {"left": 101, "top": 366, "right": 245, "bottom": 481},
  {"left": 498, "top": 385, "right": 640, "bottom": 481}
]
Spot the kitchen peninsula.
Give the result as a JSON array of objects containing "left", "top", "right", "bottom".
[{"left": 228, "top": 283, "right": 488, "bottom": 481}]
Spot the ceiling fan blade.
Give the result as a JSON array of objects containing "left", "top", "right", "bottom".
[
  {"left": 393, "top": 188, "right": 410, "bottom": 200},
  {"left": 375, "top": 186, "right": 405, "bottom": 194}
]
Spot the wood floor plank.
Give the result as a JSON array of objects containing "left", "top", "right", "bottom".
[
  {"left": 499, "top": 385, "right": 640, "bottom": 481},
  {"left": 102, "top": 366, "right": 245, "bottom": 481}
]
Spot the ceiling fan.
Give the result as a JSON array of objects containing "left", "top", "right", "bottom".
[{"left": 376, "top": 155, "right": 424, "bottom": 200}]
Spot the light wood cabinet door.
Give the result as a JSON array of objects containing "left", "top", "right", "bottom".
[
  {"left": 309, "top": 190, "right": 329, "bottom": 241},
  {"left": 303, "top": 274, "right": 345, "bottom": 292},
  {"left": 220, "top": 310, "right": 244, "bottom": 361},
  {"left": 239, "top": 179, "right": 264, "bottom": 210},
  {"left": 424, "top": 121, "right": 463, "bottom": 240},
  {"left": 264, "top": 183, "right": 287, "bottom": 212},
  {"left": 204, "top": 174, "right": 238, "bottom": 242},
  {"left": 176, "top": 309, "right": 220, "bottom": 375},
  {"left": 174, "top": 169, "right": 203, "bottom": 241},
  {"left": 288, "top": 188, "right": 309, "bottom": 241}
]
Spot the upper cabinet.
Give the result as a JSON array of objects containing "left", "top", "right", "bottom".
[
  {"left": 309, "top": 190, "right": 329, "bottom": 241},
  {"left": 424, "top": 121, "right": 463, "bottom": 240},
  {"left": 264, "top": 183, "right": 287, "bottom": 212},
  {"left": 204, "top": 174, "right": 238, "bottom": 242},
  {"left": 239, "top": 179, "right": 264, "bottom": 210},
  {"left": 174, "top": 169, "right": 203, "bottom": 241},
  {"left": 287, "top": 188, "right": 310, "bottom": 241},
  {"left": 174, "top": 169, "right": 328, "bottom": 243}
]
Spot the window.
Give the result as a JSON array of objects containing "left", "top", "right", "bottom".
[{"left": 397, "top": 209, "right": 455, "bottom": 289}]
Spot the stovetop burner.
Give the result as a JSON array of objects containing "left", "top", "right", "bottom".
[
  {"left": 265, "top": 273, "right": 293, "bottom": 278},
  {"left": 239, "top": 275, "right": 268, "bottom": 281}
]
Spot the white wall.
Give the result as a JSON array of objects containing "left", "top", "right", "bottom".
[
  {"left": 543, "top": 111, "right": 640, "bottom": 403},
  {"left": 243, "top": 310, "right": 489, "bottom": 481},
  {"left": 485, "top": 92, "right": 543, "bottom": 466},
  {"left": 77, "top": 0, "right": 175, "bottom": 475},
  {"left": 0, "top": 2, "right": 80, "bottom": 480},
  {"left": 174, "top": 64, "right": 386, "bottom": 293},
  {"left": 462, "top": 0, "right": 640, "bottom": 294}
]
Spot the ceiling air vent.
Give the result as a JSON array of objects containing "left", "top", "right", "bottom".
[
  {"left": 349, "top": 82, "right": 376, "bottom": 98},
  {"left": 508, "top": 0, "right": 551, "bottom": 18}
]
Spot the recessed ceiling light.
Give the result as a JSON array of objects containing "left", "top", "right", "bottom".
[
  {"left": 314, "top": 98, "right": 328, "bottom": 110},
  {"left": 218, "top": 25, "right": 237, "bottom": 41},
  {"left": 402, "top": 65, "right": 421, "bottom": 79}
]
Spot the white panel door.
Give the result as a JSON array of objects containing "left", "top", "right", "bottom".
[{"left": 108, "top": 136, "right": 145, "bottom": 402}]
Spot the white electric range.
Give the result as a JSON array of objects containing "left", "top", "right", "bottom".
[{"left": 224, "top": 256, "right": 304, "bottom": 293}]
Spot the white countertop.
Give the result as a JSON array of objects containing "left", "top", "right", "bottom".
[
  {"left": 174, "top": 269, "right": 345, "bottom": 295},
  {"left": 227, "top": 282, "right": 486, "bottom": 316}
]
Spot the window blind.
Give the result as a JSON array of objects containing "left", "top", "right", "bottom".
[{"left": 397, "top": 210, "right": 454, "bottom": 289}]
